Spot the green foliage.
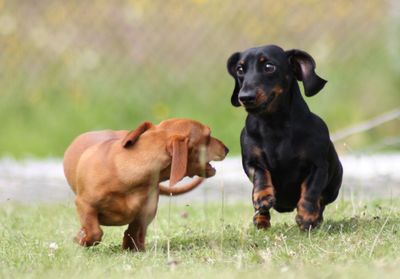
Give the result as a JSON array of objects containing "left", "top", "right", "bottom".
[{"left": 1, "top": 200, "right": 400, "bottom": 278}]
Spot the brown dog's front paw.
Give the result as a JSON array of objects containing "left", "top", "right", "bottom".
[
  {"left": 74, "top": 228, "right": 102, "bottom": 247},
  {"left": 295, "top": 213, "right": 322, "bottom": 231},
  {"left": 73, "top": 229, "right": 87, "bottom": 246},
  {"left": 253, "top": 211, "right": 271, "bottom": 229}
]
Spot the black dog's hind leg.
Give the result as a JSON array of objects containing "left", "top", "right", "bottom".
[{"left": 296, "top": 164, "right": 328, "bottom": 230}]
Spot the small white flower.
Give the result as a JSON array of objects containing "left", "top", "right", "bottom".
[
  {"left": 49, "top": 242, "right": 59, "bottom": 250},
  {"left": 280, "top": 265, "right": 289, "bottom": 273},
  {"left": 259, "top": 248, "right": 272, "bottom": 263},
  {"left": 122, "top": 264, "right": 133, "bottom": 271}
]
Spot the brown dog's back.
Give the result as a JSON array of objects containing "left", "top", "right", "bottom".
[{"left": 63, "top": 130, "right": 127, "bottom": 193}]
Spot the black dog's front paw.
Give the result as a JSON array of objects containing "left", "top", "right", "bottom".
[
  {"left": 295, "top": 213, "right": 323, "bottom": 231},
  {"left": 296, "top": 199, "right": 324, "bottom": 230},
  {"left": 253, "top": 211, "right": 271, "bottom": 229}
]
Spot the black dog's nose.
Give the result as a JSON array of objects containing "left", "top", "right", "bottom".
[{"left": 239, "top": 92, "right": 256, "bottom": 105}]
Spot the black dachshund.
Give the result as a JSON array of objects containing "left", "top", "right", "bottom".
[{"left": 227, "top": 45, "right": 342, "bottom": 230}]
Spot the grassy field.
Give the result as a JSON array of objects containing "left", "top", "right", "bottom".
[{"left": 1, "top": 199, "right": 400, "bottom": 278}]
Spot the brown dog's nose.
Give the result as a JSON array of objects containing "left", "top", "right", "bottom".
[{"left": 224, "top": 146, "right": 229, "bottom": 155}]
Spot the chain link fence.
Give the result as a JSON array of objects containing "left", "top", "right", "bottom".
[{"left": 0, "top": 0, "right": 399, "bottom": 156}]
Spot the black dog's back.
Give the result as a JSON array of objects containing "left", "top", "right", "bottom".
[{"left": 227, "top": 45, "right": 342, "bottom": 230}]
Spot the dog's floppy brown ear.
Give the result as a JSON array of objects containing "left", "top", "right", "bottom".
[
  {"left": 166, "top": 135, "right": 189, "bottom": 187},
  {"left": 122, "top": 121, "right": 153, "bottom": 148},
  {"left": 227, "top": 52, "right": 241, "bottom": 107},
  {"left": 286, "top": 49, "right": 327, "bottom": 97}
]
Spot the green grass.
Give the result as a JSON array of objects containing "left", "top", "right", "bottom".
[{"left": 1, "top": 199, "right": 400, "bottom": 278}]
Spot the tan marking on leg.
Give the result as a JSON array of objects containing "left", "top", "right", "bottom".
[
  {"left": 253, "top": 188, "right": 274, "bottom": 202},
  {"left": 253, "top": 212, "right": 271, "bottom": 229},
  {"left": 252, "top": 170, "right": 275, "bottom": 210},
  {"left": 296, "top": 181, "right": 321, "bottom": 230}
]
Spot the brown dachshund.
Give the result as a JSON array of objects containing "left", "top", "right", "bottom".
[{"left": 63, "top": 118, "right": 228, "bottom": 251}]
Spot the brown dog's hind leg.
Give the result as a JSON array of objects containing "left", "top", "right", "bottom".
[
  {"left": 74, "top": 198, "right": 103, "bottom": 247},
  {"left": 252, "top": 169, "right": 275, "bottom": 229},
  {"left": 122, "top": 220, "right": 146, "bottom": 251}
]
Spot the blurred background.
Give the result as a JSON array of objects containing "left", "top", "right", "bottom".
[{"left": 0, "top": 0, "right": 399, "bottom": 158}]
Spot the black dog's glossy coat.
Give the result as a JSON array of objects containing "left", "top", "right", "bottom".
[{"left": 227, "top": 45, "right": 342, "bottom": 230}]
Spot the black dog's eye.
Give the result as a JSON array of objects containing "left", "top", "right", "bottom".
[
  {"left": 264, "top": 63, "right": 276, "bottom": 74},
  {"left": 236, "top": 65, "right": 245, "bottom": 77}
]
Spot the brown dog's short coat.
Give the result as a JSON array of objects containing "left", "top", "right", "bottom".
[{"left": 63, "top": 118, "right": 228, "bottom": 250}]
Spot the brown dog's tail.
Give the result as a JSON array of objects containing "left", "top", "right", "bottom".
[{"left": 159, "top": 177, "right": 204, "bottom": 196}]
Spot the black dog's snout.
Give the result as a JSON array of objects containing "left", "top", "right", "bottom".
[{"left": 239, "top": 91, "right": 256, "bottom": 105}]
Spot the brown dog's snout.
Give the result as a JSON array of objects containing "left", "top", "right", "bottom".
[
  {"left": 224, "top": 146, "right": 229, "bottom": 155},
  {"left": 210, "top": 138, "right": 229, "bottom": 161}
]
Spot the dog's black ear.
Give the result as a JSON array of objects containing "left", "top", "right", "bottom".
[
  {"left": 227, "top": 52, "right": 241, "bottom": 106},
  {"left": 286, "top": 49, "right": 327, "bottom": 97}
]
